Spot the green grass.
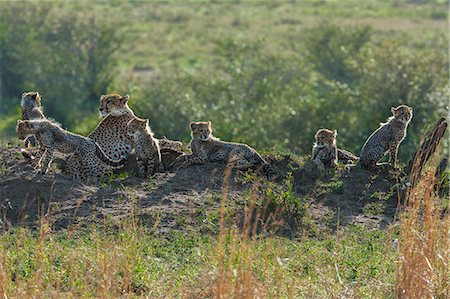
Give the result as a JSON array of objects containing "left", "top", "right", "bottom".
[{"left": 0, "top": 222, "right": 398, "bottom": 298}]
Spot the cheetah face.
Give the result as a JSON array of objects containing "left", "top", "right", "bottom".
[
  {"left": 127, "top": 118, "right": 148, "bottom": 137},
  {"left": 99, "top": 94, "right": 130, "bottom": 117},
  {"left": 16, "top": 120, "right": 35, "bottom": 140},
  {"left": 314, "top": 129, "right": 336, "bottom": 146},
  {"left": 190, "top": 121, "right": 212, "bottom": 141},
  {"left": 392, "top": 105, "right": 413, "bottom": 123},
  {"left": 21, "top": 92, "right": 42, "bottom": 109}
]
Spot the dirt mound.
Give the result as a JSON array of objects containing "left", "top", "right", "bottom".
[{"left": 0, "top": 147, "right": 402, "bottom": 234}]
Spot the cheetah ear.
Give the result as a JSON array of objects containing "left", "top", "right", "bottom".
[
  {"left": 100, "top": 94, "right": 107, "bottom": 101},
  {"left": 145, "top": 119, "right": 150, "bottom": 127},
  {"left": 17, "top": 119, "right": 23, "bottom": 124},
  {"left": 21, "top": 92, "right": 27, "bottom": 98},
  {"left": 35, "top": 92, "right": 41, "bottom": 104},
  {"left": 190, "top": 122, "right": 197, "bottom": 130},
  {"left": 333, "top": 130, "right": 337, "bottom": 136},
  {"left": 122, "top": 95, "right": 130, "bottom": 103},
  {"left": 207, "top": 121, "right": 212, "bottom": 127},
  {"left": 391, "top": 106, "right": 397, "bottom": 113}
]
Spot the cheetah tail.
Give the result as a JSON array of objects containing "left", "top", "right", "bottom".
[
  {"left": 337, "top": 148, "right": 359, "bottom": 163},
  {"left": 94, "top": 143, "right": 126, "bottom": 168},
  {"left": 262, "top": 163, "right": 277, "bottom": 181}
]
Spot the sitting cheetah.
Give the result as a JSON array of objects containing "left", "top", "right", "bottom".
[
  {"left": 88, "top": 94, "right": 183, "bottom": 161},
  {"left": 16, "top": 119, "right": 125, "bottom": 182},
  {"left": 312, "top": 129, "right": 338, "bottom": 170},
  {"left": 127, "top": 118, "right": 162, "bottom": 177},
  {"left": 88, "top": 94, "right": 135, "bottom": 161},
  {"left": 20, "top": 92, "right": 45, "bottom": 148},
  {"left": 359, "top": 105, "right": 413, "bottom": 169},
  {"left": 312, "top": 129, "right": 359, "bottom": 170},
  {"left": 172, "top": 121, "right": 276, "bottom": 179}
]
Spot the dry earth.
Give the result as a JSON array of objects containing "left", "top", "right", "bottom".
[{"left": 0, "top": 147, "right": 401, "bottom": 235}]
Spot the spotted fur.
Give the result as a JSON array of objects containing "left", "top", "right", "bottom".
[
  {"left": 337, "top": 148, "right": 358, "bottom": 164},
  {"left": 16, "top": 119, "right": 124, "bottom": 182},
  {"left": 312, "top": 129, "right": 338, "bottom": 170},
  {"left": 359, "top": 105, "right": 413, "bottom": 169},
  {"left": 20, "top": 92, "right": 45, "bottom": 148},
  {"left": 127, "top": 118, "right": 162, "bottom": 177},
  {"left": 172, "top": 122, "right": 276, "bottom": 179}
]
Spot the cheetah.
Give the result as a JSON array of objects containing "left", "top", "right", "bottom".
[
  {"left": 16, "top": 119, "right": 125, "bottom": 182},
  {"left": 20, "top": 92, "right": 45, "bottom": 148},
  {"left": 127, "top": 117, "right": 162, "bottom": 177},
  {"left": 312, "top": 129, "right": 338, "bottom": 170},
  {"left": 359, "top": 105, "right": 413, "bottom": 169},
  {"left": 172, "top": 121, "right": 276, "bottom": 179},
  {"left": 88, "top": 94, "right": 183, "bottom": 161},
  {"left": 337, "top": 148, "right": 358, "bottom": 164}
]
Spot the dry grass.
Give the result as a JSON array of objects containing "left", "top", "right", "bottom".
[
  {"left": 396, "top": 152, "right": 449, "bottom": 298},
  {"left": 0, "top": 152, "right": 448, "bottom": 298}
]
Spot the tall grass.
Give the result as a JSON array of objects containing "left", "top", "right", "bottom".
[
  {"left": 0, "top": 147, "right": 448, "bottom": 297},
  {"left": 396, "top": 148, "right": 449, "bottom": 297}
]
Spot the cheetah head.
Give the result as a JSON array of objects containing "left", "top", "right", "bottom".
[
  {"left": 21, "top": 92, "right": 42, "bottom": 109},
  {"left": 16, "top": 120, "right": 35, "bottom": 140},
  {"left": 99, "top": 94, "right": 132, "bottom": 117},
  {"left": 127, "top": 118, "right": 149, "bottom": 137},
  {"left": 314, "top": 129, "right": 337, "bottom": 146},
  {"left": 391, "top": 105, "right": 413, "bottom": 123},
  {"left": 190, "top": 121, "right": 212, "bottom": 142}
]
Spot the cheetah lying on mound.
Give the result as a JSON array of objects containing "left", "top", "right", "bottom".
[
  {"left": 16, "top": 119, "right": 125, "bottom": 182},
  {"left": 359, "top": 105, "right": 413, "bottom": 169},
  {"left": 172, "top": 121, "right": 276, "bottom": 180},
  {"left": 127, "top": 117, "right": 162, "bottom": 177}
]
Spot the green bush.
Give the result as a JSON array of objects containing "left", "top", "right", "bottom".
[{"left": 0, "top": 2, "right": 122, "bottom": 126}]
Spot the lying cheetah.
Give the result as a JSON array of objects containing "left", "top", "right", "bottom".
[
  {"left": 17, "top": 119, "right": 125, "bottom": 182},
  {"left": 337, "top": 148, "right": 358, "bottom": 164},
  {"left": 21, "top": 92, "right": 45, "bottom": 148},
  {"left": 360, "top": 105, "right": 413, "bottom": 169},
  {"left": 172, "top": 121, "right": 276, "bottom": 179},
  {"left": 312, "top": 129, "right": 338, "bottom": 170},
  {"left": 127, "top": 118, "right": 162, "bottom": 177}
]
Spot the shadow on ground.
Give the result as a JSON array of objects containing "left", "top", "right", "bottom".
[{"left": 0, "top": 147, "right": 402, "bottom": 235}]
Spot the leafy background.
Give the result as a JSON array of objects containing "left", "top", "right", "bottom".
[{"left": 0, "top": 0, "right": 448, "bottom": 162}]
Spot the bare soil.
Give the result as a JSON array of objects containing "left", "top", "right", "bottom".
[{"left": 0, "top": 147, "right": 402, "bottom": 235}]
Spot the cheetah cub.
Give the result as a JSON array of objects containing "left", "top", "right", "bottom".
[
  {"left": 312, "top": 129, "right": 338, "bottom": 170},
  {"left": 21, "top": 92, "right": 45, "bottom": 148},
  {"left": 172, "top": 121, "right": 276, "bottom": 179},
  {"left": 360, "top": 105, "right": 413, "bottom": 169},
  {"left": 127, "top": 118, "right": 162, "bottom": 177},
  {"left": 17, "top": 119, "right": 125, "bottom": 182}
]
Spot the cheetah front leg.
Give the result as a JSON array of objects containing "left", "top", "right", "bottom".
[
  {"left": 313, "top": 159, "right": 326, "bottom": 171},
  {"left": 389, "top": 142, "right": 400, "bottom": 169},
  {"left": 171, "top": 154, "right": 206, "bottom": 169},
  {"left": 136, "top": 159, "right": 148, "bottom": 177},
  {"left": 227, "top": 154, "right": 254, "bottom": 170},
  {"left": 37, "top": 148, "right": 55, "bottom": 174}
]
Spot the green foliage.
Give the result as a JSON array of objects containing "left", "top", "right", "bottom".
[
  {"left": 0, "top": 2, "right": 122, "bottom": 126},
  {"left": 0, "top": 1, "right": 447, "bottom": 166},
  {"left": 306, "top": 24, "right": 372, "bottom": 84}
]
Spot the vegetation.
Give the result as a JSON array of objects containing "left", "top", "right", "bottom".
[
  {"left": 0, "top": 0, "right": 448, "bottom": 162},
  {"left": 0, "top": 1, "right": 448, "bottom": 298}
]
